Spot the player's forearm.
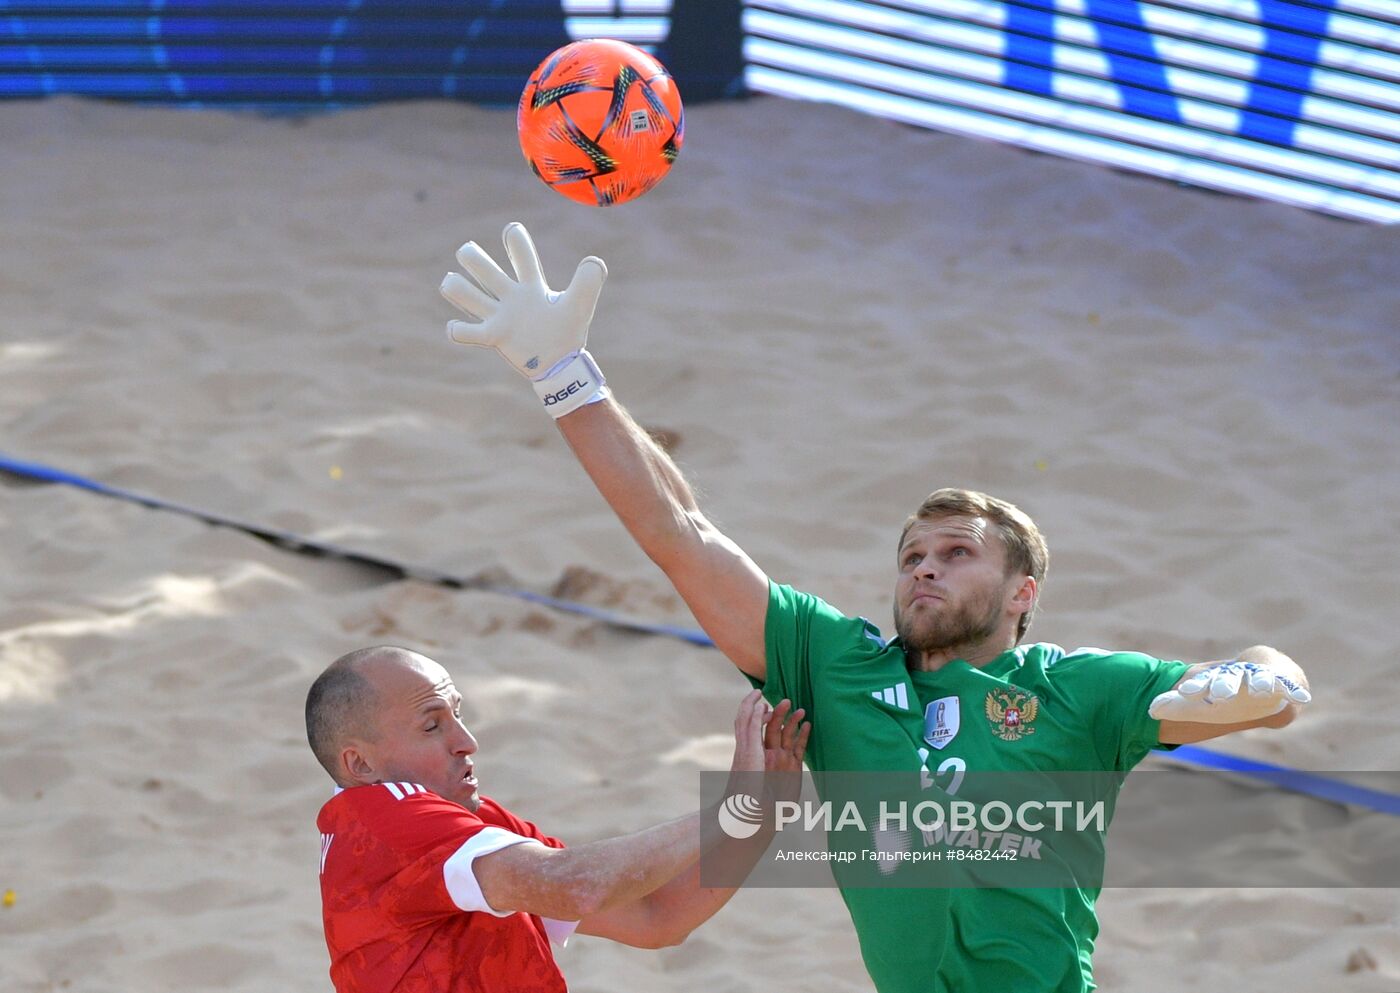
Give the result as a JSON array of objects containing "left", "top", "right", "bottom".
[
  {"left": 514, "top": 812, "right": 704, "bottom": 921},
  {"left": 626, "top": 862, "right": 733, "bottom": 947},
  {"left": 556, "top": 396, "right": 705, "bottom": 563},
  {"left": 629, "top": 818, "right": 778, "bottom": 945}
]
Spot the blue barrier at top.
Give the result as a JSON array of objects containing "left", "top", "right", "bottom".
[
  {"left": 0, "top": 0, "right": 566, "bottom": 104},
  {"left": 1, "top": 0, "right": 1393, "bottom": 220},
  {"left": 0, "top": 0, "right": 744, "bottom": 105}
]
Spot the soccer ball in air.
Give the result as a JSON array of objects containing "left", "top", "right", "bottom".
[{"left": 517, "top": 38, "right": 684, "bottom": 206}]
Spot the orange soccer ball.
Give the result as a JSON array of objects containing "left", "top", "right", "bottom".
[{"left": 517, "top": 38, "right": 685, "bottom": 207}]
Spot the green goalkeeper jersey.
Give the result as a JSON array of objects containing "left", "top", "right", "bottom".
[{"left": 755, "top": 582, "right": 1190, "bottom": 993}]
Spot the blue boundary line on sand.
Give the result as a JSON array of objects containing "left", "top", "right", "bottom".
[
  {"left": 2, "top": 450, "right": 1395, "bottom": 814},
  {"left": 0, "top": 452, "right": 720, "bottom": 639}
]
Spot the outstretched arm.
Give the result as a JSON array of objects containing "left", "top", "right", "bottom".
[
  {"left": 441, "top": 223, "right": 769, "bottom": 679},
  {"left": 472, "top": 692, "right": 808, "bottom": 933},
  {"left": 1155, "top": 645, "right": 1311, "bottom": 745},
  {"left": 472, "top": 810, "right": 702, "bottom": 923},
  {"left": 555, "top": 398, "right": 769, "bottom": 679},
  {"left": 575, "top": 696, "right": 809, "bottom": 947}
]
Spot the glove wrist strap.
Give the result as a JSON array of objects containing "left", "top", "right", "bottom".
[{"left": 532, "top": 350, "right": 609, "bottom": 419}]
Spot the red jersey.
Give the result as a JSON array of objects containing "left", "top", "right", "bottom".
[{"left": 317, "top": 783, "right": 571, "bottom": 993}]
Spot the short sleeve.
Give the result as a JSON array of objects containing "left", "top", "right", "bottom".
[
  {"left": 755, "top": 582, "right": 815, "bottom": 713},
  {"left": 759, "top": 583, "right": 897, "bottom": 775},
  {"left": 1061, "top": 650, "right": 1192, "bottom": 771},
  {"left": 442, "top": 829, "right": 546, "bottom": 915},
  {"left": 433, "top": 798, "right": 570, "bottom": 917},
  {"left": 759, "top": 582, "right": 878, "bottom": 716}
]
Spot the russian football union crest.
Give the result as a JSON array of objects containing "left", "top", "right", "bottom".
[{"left": 985, "top": 689, "right": 1039, "bottom": 741}]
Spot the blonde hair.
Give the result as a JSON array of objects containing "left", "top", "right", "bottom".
[{"left": 900, "top": 488, "right": 1049, "bottom": 640}]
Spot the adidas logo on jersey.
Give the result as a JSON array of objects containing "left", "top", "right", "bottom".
[
  {"left": 871, "top": 684, "right": 910, "bottom": 711},
  {"left": 382, "top": 782, "right": 427, "bottom": 800}
]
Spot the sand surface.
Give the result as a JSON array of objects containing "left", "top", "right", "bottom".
[{"left": 2, "top": 95, "right": 1398, "bottom": 992}]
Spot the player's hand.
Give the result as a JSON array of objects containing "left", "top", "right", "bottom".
[
  {"left": 440, "top": 222, "right": 607, "bottom": 381},
  {"left": 761, "top": 698, "right": 810, "bottom": 777},
  {"left": 730, "top": 691, "right": 809, "bottom": 806},
  {"left": 1148, "top": 661, "right": 1312, "bottom": 724}
]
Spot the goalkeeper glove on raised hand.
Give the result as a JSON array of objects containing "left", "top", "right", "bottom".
[{"left": 441, "top": 222, "right": 609, "bottom": 418}]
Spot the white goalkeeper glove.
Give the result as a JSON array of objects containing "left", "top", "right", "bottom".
[
  {"left": 1148, "top": 661, "right": 1311, "bottom": 724},
  {"left": 440, "top": 222, "right": 609, "bottom": 418}
]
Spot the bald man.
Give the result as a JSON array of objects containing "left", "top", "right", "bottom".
[{"left": 305, "top": 646, "right": 808, "bottom": 993}]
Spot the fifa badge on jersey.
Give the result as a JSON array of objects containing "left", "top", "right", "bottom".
[
  {"left": 923, "top": 696, "right": 961, "bottom": 751},
  {"left": 985, "top": 689, "right": 1039, "bottom": 741}
]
